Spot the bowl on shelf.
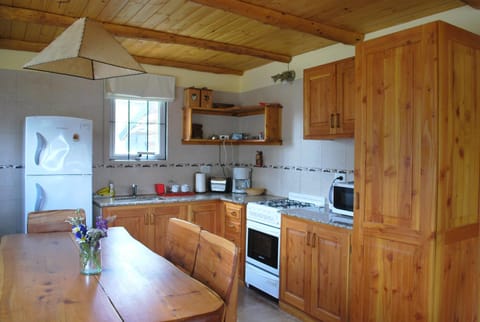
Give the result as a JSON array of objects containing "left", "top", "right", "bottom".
[{"left": 245, "top": 187, "right": 265, "bottom": 196}]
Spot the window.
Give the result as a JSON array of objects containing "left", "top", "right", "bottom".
[{"left": 110, "top": 98, "right": 167, "bottom": 161}]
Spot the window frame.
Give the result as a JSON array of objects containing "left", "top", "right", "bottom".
[{"left": 108, "top": 97, "right": 168, "bottom": 161}]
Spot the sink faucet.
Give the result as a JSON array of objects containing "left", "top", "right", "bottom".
[{"left": 131, "top": 184, "right": 138, "bottom": 197}]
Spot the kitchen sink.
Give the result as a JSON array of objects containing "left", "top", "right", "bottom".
[{"left": 113, "top": 195, "right": 163, "bottom": 202}]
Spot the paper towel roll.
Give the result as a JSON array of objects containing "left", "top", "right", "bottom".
[{"left": 195, "top": 172, "right": 207, "bottom": 193}]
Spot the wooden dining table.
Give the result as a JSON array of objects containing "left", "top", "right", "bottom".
[{"left": 0, "top": 227, "right": 224, "bottom": 321}]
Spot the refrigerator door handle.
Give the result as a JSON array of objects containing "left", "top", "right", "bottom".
[
  {"left": 34, "top": 183, "right": 46, "bottom": 211},
  {"left": 34, "top": 132, "right": 47, "bottom": 166}
]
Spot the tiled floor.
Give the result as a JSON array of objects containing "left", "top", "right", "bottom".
[{"left": 237, "top": 285, "right": 301, "bottom": 322}]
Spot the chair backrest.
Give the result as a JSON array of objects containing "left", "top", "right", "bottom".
[
  {"left": 27, "top": 209, "right": 85, "bottom": 233},
  {"left": 164, "top": 218, "right": 201, "bottom": 275},
  {"left": 193, "top": 230, "right": 239, "bottom": 305}
]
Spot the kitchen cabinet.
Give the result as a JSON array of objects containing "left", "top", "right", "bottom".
[
  {"left": 102, "top": 201, "right": 221, "bottom": 255},
  {"left": 103, "top": 204, "right": 186, "bottom": 256},
  {"left": 186, "top": 200, "right": 220, "bottom": 234},
  {"left": 182, "top": 104, "right": 282, "bottom": 145},
  {"left": 280, "top": 215, "right": 351, "bottom": 322},
  {"left": 303, "top": 57, "right": 355, "bottom": 139},
  {"left": 221, "top": 202, "right": 246, "bottom": 281},
  {"left": 352, "top": 21, "right": 480, "bottom": 322}
]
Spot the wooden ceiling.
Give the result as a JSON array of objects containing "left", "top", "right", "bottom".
[{"left": 0, "top": 0, "right": 476, "bottom": 75}]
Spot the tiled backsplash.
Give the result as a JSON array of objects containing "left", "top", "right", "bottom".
[{"left": 0, "top": 68, "right": 354, "bottom": 236}]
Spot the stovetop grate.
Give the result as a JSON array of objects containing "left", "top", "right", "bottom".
[{"left": 254, "top": 199, "right": 316, "bottom": 209}]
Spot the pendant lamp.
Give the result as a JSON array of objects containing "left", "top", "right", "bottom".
[{"left": 23, "top": 17, "right": 145, "bottom": 80}]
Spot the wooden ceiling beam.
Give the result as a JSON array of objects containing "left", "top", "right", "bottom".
[
  {"left": 190, "top": 0, "right": 364, "bottom": 45},
  {"left": 133, "top": 56, "right": 244, "bottom": 75},
  {"left": 0, "top": 38, "right": 243, "bottom": 75},
  {"left": 461, "top": 0, "right": 480, "bottom": 8},
  {"left": 0, "top": 5, "right": 291, "bottom": 63}
]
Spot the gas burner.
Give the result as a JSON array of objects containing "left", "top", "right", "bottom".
[{"left": 256, "top": 199, "right": 316, "bottom": 209}]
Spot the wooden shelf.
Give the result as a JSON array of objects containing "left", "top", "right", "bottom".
[
  {"left": 187, "top": 105, "right": 266, "bottom": 116},
  {"left": 181, "top": 138, "right": 282, "bottom": 145},
  {"left": 182, "top": 103, "right": 283, "bottom": 145}
]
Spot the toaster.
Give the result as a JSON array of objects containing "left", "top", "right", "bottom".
[{"left": 210, "top": 177, "right": 231, "bottom": 192}]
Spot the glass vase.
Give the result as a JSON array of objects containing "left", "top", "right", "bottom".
[{"left": 79, "top": 241, "right": 102, "bottom": 275}]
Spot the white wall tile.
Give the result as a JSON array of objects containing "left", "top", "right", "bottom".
[{"left": 0, "top": 69, "right": 354, "bottom": 235}]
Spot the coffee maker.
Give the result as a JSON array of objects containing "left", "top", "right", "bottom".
[{"left": 232, "top": 167, "right": 251, "bottom": 193}]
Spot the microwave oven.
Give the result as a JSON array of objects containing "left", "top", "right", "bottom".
[{"left": 331, "top": 182, "right": 354, "bottom": 216}]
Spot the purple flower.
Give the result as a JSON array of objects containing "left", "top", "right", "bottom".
[
  {"left": 66, "top": 214, "right": 116, "bottom": 246},
  {"left": 96, "top": 216, "right": 109, "bottom": 231}
]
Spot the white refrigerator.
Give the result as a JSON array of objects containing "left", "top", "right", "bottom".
[{"left": 24, "top": 116, "right": 93, "bottom": 232}]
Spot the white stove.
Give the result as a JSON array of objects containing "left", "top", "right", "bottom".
[{"left": 245, "top": 193, "right": 325, "bottom": 299}]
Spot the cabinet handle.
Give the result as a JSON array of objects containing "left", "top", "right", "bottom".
[
  {"left": 150, "top": 213, "right": 154, "bottom": 225},
  {"left": 336, "top": 113, "right": 340, "bottom": 128},
  {"left": 144, "top": 213, "right": 149, "bottom": 225},
  {"left": 311, "top": 233, "right": 316, "bottom": 248},
  {"left": 330, "top": 114, "right": 335, "bottom": 129},
  {"left": 355, "top": 191, "right": 360, "bottom": 210},
  {"left": 306, "top": 232, "right": 311, "bottom": 246}
]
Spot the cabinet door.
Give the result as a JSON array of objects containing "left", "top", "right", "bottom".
[
  {"left": 223, "top": 202, "right": 245, "bottom": 280},
  {"left": 434, "top": 22, "right": 480, "bottom": 322},
  {"left": 352, "top": 23, "right": 437, "bottom": 322},
  {"left": 304, "top": 63, "right": 336, "bottom": 138},
  {"left": 188, "top": 201, "right": 218, "bottom": 233},
  {"left": 310, "top": 225, "right": 351, "bottom": 322},
  {"left": 280, "top": 215, "right": 310, "bottom": 311},
  {"left": 335, "top": 58, "right": 355, "bottom": 136},
  {"left": 103, "top": 206, "right": 149, "bottom": 246},
  {"left": 149, "top": 204, "right": 186, "bottom": 256}
]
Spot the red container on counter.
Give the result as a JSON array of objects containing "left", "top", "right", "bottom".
[{"left": 155, "top": 183, "right": 165, "bottom": 195}]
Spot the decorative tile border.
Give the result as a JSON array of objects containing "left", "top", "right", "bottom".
[
  {"left": 0, "top": 165, "right": 23, "bottom": 169},
  {"left": 1, "top": 163, "right": 353, "bottom": 174}
]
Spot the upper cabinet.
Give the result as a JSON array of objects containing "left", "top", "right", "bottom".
[
  {"left": 303, "top": 57, "right": 355, "bottom": 139},
  {"left": 182, "top": 103, "right": 282, "bottom": 145}
]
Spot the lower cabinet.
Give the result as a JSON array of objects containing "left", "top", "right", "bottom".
[
  {"left": 221, "top": 202, "right": 246, "bottom": 281},
  {"left": 102, "top": 203, "right": 186, "bottom": 256},
  {"left": 186, "top": 201, "right": 220, "bottom": 234},
  {"left": 102, "top": 200, "right": 246, "bottom": 276},
  {"left": 280, "top": 215, "right": 351, "bottom": 322}
]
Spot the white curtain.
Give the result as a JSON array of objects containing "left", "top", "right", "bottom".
[{"left": 105, "top": 73, "right": 175, "bottom": 101}]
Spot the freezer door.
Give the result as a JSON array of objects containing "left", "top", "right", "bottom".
[
  {"left": 24, "top": 175, "right": 92, "bottom": 232},
  {"left": 25, "top": 116, "right": 92, "bottom": 175}
]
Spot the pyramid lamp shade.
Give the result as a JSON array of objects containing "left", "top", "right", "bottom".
[{"left": 23, "top": 17, "right": 145, "bottom": 80}]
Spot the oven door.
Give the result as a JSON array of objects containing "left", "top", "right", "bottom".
[{"left": 245, "top": 220, "right": 280, "bottom": 276}]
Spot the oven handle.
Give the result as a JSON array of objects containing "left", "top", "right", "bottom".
[{"left": 246, "top": 220, "right": 281, "bottom": 238}]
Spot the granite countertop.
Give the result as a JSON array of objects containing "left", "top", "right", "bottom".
[
  {"left": 281, "top": 207, "right": 353, "bottom": 230},
  {"left": 93, "top": 192, "right": 283, "bottom": 207},
  {"left": 94, "top": 193, "right": 353, "bottom": 230}
]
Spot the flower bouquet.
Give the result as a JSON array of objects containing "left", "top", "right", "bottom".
[{"left": 66, "top": 211, "right": 116, "bottom": 275}]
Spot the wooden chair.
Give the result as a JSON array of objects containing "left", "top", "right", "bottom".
[
  {"left": 164, "top": 218, "right": 201, "bottom": 275},
  {"left": 27, "top": 209, "right": 85, "bottom": 233},
  {"left": 193, "top": 230, "right": 239, "bottom": 322}
]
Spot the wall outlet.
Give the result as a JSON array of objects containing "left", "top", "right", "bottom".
[{"left": 334, "top": 172, "right": 347, "bottom": 183}]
